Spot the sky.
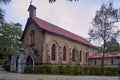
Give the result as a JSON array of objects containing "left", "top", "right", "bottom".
[{"left": 2, "top": 0, "right": 120, "bottom": 40}]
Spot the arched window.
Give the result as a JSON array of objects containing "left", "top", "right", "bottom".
[
  {"left": 29, "top": 30, "right": 34, "bottom": 45},
  {"left": 72, "top": 49, "right": 75, "bottom": 62},
  {"left": 79, "top": 50, "right": 82, "bottom": 62},
  {"left": 63, "top": 46, "right": 66, "bottom": 61},
  {"left": 51, "top": 43, "right": 56, "bottom": 61},
  {"left": 86, "top": 52, "right": 89, "bottom": 63}
]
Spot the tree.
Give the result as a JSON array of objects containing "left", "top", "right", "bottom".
[
  {"left": 99, "top": 38, "right": 120, "bottom": 53},
  {"left": 88, "top": 2, "right": 120, "bottom": 67},
  {"left": 0, "top": 0, "right": 11, "bottom": 23},
  {"left": 0, "top": 0, "right": 11, "bottom": 4},
  {"left": 0, "top": 22, "right": 22, "bottom": 59},
  {"left": 106, "top": 38, "right": 120, "bottom": 52},
  {"left": 49, "top": 0, "right": 79, "bottom": 3}
]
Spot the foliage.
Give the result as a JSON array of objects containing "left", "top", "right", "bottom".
[
  {"left": 0, "top": 22, "right": 22, "bottom": 59},
  {"left": 24, "top": 66, "right": 33, "bottom": 74},
  {"left": 88, "top": 2, "right": 120, "bottom": 67},
  {"left": 0, "top": 0, "right": 11, "bottom": 23},
  {"left": 24, "top": 65, "right": 118, "bottom": 76},
  {"left": 3, "top": 63, "right": 10, "bottom": 71},
  {"left": 89, "top": 2, "right": 120, "bottom": 45},
  {"left": 106, "top": 38, "right": 120, "bottom": 52},
  {"left": 0, "top": 0, "right": 11, "bottom": 4},
  {"left": 49, "top": 0, "right": 79, "bottom": 3},
  {"left": 0, "top": 59, "right": 3, "bottom": 65},
  {"left": 99, "top": 38, "right": 120, "bottom": 53}
]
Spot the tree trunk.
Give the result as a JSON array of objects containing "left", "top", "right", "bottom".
[
  {"left": 101, "top": 52, "right": 105, "bottom": 67},
  {"left": 101, "top": 40, "right": 106, "bottom": 70}
]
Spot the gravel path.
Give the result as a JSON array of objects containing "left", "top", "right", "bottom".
[{"left": 0, "top": 65, "right": 119, "bottom": 80}]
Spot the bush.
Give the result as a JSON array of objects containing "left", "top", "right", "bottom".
[
  {"left": 103, "top": 67, "right": 118, "bottom": 75},
  {"left": 63, "top": 65, "right": 72, "bottom": 75},
  {"left": 24, "top": 66, "right": 33, "bottom": 73},
  {"left": 4, "top": 63, "right": 10, "bottom": 71},
  {"left": 24, "top": 65, "right": 118, "bottom": 76},
  {"left": 54, "top": 65, "right": 64, "bottom": 74},
  {"left": 0, "top": 59, "right": 3, "bottom": 65}
]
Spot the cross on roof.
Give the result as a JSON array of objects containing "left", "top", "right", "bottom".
[{"left": 30, "top": 0, "right": 32, "bottom": 4}]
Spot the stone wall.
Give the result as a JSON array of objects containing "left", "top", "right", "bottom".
[
  {"left": 22, "top": 23, "right": 45, "bottom": 64},
  {"left": 89, "top": 57, "right": 120, "bottom": 66},
  {"left": 43, "top": 32, "right": 97, "bottom": 65},
  {"left": 22, "top": 23, "right": 97, "bottom": 65}
]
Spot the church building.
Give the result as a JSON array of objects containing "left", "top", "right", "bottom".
[{"left": 20, "top": 4, "right": 97, "bottom": 66}]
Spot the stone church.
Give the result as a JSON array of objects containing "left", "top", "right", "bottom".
[{"left": 11, "top": 4, "right": 97, "bottom": 73}]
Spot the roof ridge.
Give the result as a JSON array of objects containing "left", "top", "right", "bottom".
[
  {"left": 32, "top": 17, "right": 96, "bottom": 48},
  {"left": 35, "top": 17, "right": 89, "bottom": 41}
]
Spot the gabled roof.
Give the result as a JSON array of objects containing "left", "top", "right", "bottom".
[
  {"left": 90, "top": 52, "right": 120, "bottom": 59},
  {"left": 21, "top": 17, "right": 96, "bottom": 48}
]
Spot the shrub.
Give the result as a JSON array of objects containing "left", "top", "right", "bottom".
[
  {"left": 24, "top": 66, "right": 33, "bottom": 73},
  {"left": 42, "top": 65, "right": 51, "bottom": 74},
  {"left": 88, "top": 66, "right": 103, "bottom": 75},
  {"left": 103, "top": 67, "right": 118, "bottom": 75},
  {"left": 55, "top": 65, "right": 64, "bottom": 74},
  {"left": 24, "top": 65, "right": 118, "bottom": 76},
  {"left": 0, "top": 59, "right": 3, "bottom": 65},
  {"left": 63, "top": 65, "right": 72, "bottom": 75},
  {"left": 71, "top": 65, "right": 79, "bottom": 75},
  {"left": 4, "top": 63, "right": 10, "bottom": 71}
]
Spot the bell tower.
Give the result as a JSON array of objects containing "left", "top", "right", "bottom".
[{"left": 28, "top": 3, "right": 36, "bottom": 18}]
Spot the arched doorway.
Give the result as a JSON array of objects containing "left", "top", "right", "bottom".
[
  {"left": 16, "top": 57, "right": 19, "bottom": 71},
  {"left": 26, "top": 55, "right": 33, "bottom": 66}
]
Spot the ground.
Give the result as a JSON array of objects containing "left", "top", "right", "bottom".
[{"left": 0, "top": 65, "right": 119, "bottom": 80}]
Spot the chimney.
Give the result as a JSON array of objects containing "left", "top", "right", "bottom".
[{"left": 28, "top": 4, "right": 36, "bottom": 18}]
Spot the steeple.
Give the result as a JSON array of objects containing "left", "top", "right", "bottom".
[{"left": 28, "top": 3, "right": 36, "bottom": 18}]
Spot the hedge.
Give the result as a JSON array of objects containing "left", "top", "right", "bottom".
[
  {"left": 0, "top": 59, "right": 3, "bottom": 65},
  {"left": 24, "top": 65, "right": 118, "bottom": 75},
  {"left": 3, "top": 63, "right": 10, "bottom": 71}
]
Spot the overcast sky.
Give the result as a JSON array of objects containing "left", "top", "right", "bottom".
[{"left": 2, "top": 0, "right": 120, "bottom": 39}]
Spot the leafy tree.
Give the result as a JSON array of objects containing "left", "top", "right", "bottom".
[
  {"left": 0, "top": 22, "right": 22, "bottom": 59},
  {"left": 0, "top": 0, "right": 11, "bottom": 4},
  {"left": 106, "top": 38, "right": 120, "bottom": 52},
  {"left": 88, "top": 2, "right": 120, "bottom": 67},
  {"left": 0, "top": 0, "right": 11, "bottom": 24},
  {"left": 99, "top": 38, "right": 120, "bottom": 53},
  {"left": 49, "top": 0, "right": 79, "bottom": 3}
]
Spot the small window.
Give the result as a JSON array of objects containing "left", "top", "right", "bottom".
[{"left": 29, "top": 30, "right": 34, "bottom": 45}]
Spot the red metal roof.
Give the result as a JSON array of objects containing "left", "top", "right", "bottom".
[
  {"left": 90, "top": 52, "right": 120, "bottom": 59},
  {"left": 32, "top": 17, "right": 95, "bottom": 47}
]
